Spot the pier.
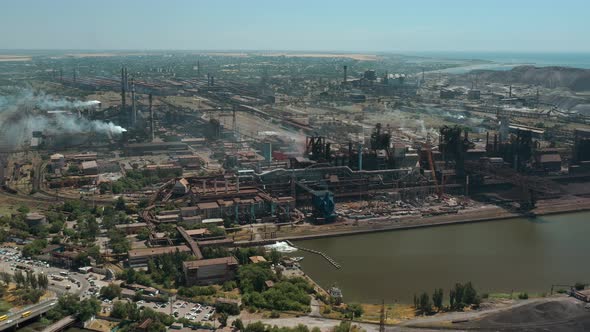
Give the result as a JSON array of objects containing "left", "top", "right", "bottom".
[{"left": 285, "top": 240, "right": 341, "bottom": 269}]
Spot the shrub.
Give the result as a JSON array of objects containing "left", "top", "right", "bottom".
[
  {"left": 575, "top": 282, "right": 585, "bottom": 291},
  {"left": 518, "top": 292, "right": 529, "bottom": 300},
  {"left": 269, "top": 310, "right": 280, "bottom": 318}
]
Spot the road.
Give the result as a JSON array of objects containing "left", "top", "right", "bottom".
[
  {"left": 0, "top": 249, "right": 90, "bottom": 331},
  {"left": 242, "top": 316, "right": 441, "bottom": 332},
  {"left": 0, "top": 299, "right": 58, "bottom": 331}
]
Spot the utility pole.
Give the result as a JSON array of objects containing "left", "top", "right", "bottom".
[{"left": 379, "top": 299, "right": 385, "bottom": 332}]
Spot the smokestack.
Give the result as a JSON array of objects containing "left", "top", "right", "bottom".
[
  {"left": 358, "top": 143, "right": 363, "bottom": 171},
  {"left": 343, "top": 65, "right": 347, "bottom": 83},
  {"left": 131, "top": 78, "right": 136, "bottom": 127},
  {"left": 210, "top": 75, "right": 214, "bottom": 86},
  {"left": 124, "top": 67, "right": 129, "bottom": 91},
  {"left": 494, "top": 134, "right": 498, "bottom": 153},
  {"left": 149, "top": 94, "right": 154, "bottom": 141},
  {"left": 509, "top": 85, "right": 512, "bottom": 98},
  {"left": 121, "top": 67, "right": 126, "bottom": 116}
]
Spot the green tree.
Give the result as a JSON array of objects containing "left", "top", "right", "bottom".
[
  {"left": 418, "top": 292, "right": 432, "bottom": 315},
  {"left": 77, "top": 298, "right": 100, "bottom": 321},
  {"left": 218, "top": 312, "right": 228, "bottom": 327},
  {"left": 0, "top": 272, "right": 11, "bottom": 286},
  {"left": 333, "top": 321, "right": 351, "bottom": 332},
  {"left": 37, "top": 273, "right": 49, "bottom": 290},
  {"left": 346, "top": 303, "right": 363, "bottom": 319},
  {"left": 111, "top": 301, "right": 130, "bottom": 319},
  {"left": 238, "top": 263, "right": 273, "bottom": 293},
  {"left": 115, "top": 196, "right": 126, "bottom": 211},
  {"left": 233, "top": 318, "right": 245, "bottom": 331},
  {"left": 13, "top": 270, "right": 25, "bottom": 288},
  {"left": 26, "top": 270, "right": 38, "bottom": 289},
  {"left": 267, "top": 249, "right": 281, "bottom": 265},
  {"left": 432, "top": 288, "right": 443, "bottom": 311},
  {"left": 100, "top": 284, "right": 122, "bottom": 300},
  {"left": 137, "top": 228, "right": 151, "bottom": 241}
]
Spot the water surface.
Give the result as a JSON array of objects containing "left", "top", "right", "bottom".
[{"left": 294, "top": 212, "right": 590, "bottom": 303}]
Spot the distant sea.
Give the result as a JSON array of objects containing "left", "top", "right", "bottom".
[{"left": 409, "top": 51, "right": 590, "bottom": 74}]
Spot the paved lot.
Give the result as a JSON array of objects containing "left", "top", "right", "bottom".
[
  {"left": 103, "top": 298, "right": 216, "bottom": 323},
  {"left": 0, "top": 247, "right": 90, "bottom": 298}
]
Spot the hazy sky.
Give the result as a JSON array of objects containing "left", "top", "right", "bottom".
[{"left": 1, "top": 0, "right": 588, "bottom": 52}]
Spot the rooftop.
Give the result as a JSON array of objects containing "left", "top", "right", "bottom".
[
  {"left": 81, "top": 160, "right": 98, "bottom": 169},
  {"left": 249, "top": 256, "right": 267, "bottom": 264},
  {"left": 128, "top": 245, "right": 190, "bottom": 258},
  {"left": 183, "top": 256, "right": 238, "bottom": 269}
]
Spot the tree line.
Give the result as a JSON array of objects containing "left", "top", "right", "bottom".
[{"left": 413, "top": 282, "right": 480, "bottom": 315}]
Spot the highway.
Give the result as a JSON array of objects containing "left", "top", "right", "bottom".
[
  {"left": 0, "top": 251, "right": 91, "bottom": 331},
  {"left": 0, "top": 299, "right": 58, "bottom": 331}
]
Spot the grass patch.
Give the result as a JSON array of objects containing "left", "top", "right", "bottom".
[
  {"left": 0, "top": 300, "right": 12, "bottom": 314},
  {"left": 487, "top": 292, "right": 546, "bottom": 300},
  {"left": 321, "top": 303, "right": 414, "bottom": 324}
]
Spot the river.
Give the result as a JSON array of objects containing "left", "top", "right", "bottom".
[{"left": 292, "top": 211, "right": 590, "bottom": 304}]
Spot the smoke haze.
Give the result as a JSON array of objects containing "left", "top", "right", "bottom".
[{"left": 0, "top": 88, "right": 125, "bottom": 150}]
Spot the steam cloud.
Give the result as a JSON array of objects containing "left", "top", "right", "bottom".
[{"left": 0, "top": 87, "right": 126, "bottom": 150}]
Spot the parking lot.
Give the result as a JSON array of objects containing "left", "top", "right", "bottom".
[
  {"left": 103, "top": 298, "right": 216, "bottom": 323},
  {"left": 0, "top": 247, "right": 90, "bottom": 297}
]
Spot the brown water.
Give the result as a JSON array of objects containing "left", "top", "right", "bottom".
[{"left": 293, "top": 211, "right": 590, "bottom": 303}]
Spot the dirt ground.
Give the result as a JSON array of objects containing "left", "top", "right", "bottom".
[{"left": 456, "top": 297, "right": 590, "bottom": 331}]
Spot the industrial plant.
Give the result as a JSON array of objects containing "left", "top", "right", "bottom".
[{"left": 2, "top": 50, "right": 590, "bottom": 332}]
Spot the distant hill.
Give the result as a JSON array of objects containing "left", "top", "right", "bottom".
[{"left": 471, "top": 65, "right": 590, "bottom": 92}]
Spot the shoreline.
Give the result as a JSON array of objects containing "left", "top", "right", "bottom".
[{"left": 236, "top": 198, "right": 590, "bottom": 245}]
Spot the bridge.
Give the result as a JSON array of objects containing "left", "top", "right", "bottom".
[
  {"left": 41, "top": 315, "right": 76, "bottom": 332},
  {"left": 177, "top": 226, "right": 203, "bottom": 259},
  {"left": 0, "top": 299, "right": 58, "bottom": 331}
]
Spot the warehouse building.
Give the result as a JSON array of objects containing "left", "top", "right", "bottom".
[
  {"left": 128, "top": 245, "right": 191, "bottom": 267},
  {"left": 183, "top": 257, "right": 239, "bottom": 285}
]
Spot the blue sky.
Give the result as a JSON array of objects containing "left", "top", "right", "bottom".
[{"left": 0, "top": 0, "right": 588, "bottom": 52}]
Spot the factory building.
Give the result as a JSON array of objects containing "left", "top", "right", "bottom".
[
  {"left": 50, "top": 153, "right": 65, "bottom": 169},
  {"left": 25, "top": 213, "right": 47, "bottom": 227},
  {"left": 128, "top": 245, "right": 191, "bottom": 267},
  {"left": 80, "top": 160, "right": 98, "bottom": 175},
  {"left": 173, "top": 178, "right": 190, "bottom": 195},
  {"left": 115, "top": 222, "right": 148, "bottom": 235},
  {"left": 182, "top": 257, "right": 239, "bottom": 286}
]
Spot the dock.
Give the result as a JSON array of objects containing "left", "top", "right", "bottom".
[{"left": 285, "top": 240, "right": 341, "bottom": 269}]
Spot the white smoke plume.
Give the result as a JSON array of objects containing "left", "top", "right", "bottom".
[{"left": 0, "top": 87, "right": 125, "bottom": 150}]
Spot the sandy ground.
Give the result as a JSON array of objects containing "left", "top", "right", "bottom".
[
  {"left": 0, "top": 55, "right": 31, "bottom": 62},
  {"left": 435, "top": 296, "right": 590, "bottom": 331},
  {"left": 260, "top": 53, "right": 379, "bottom": 61}
]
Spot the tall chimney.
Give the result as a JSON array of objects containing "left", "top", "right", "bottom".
[
  {"left": 210, "top": 75, "right": 214, "bottom": 86},
  {"left": 121, "top": 67, "right": 126, "bottom": 116},
  {"left": 149, "top": 94, "right": 154, "bottom": 141},
  {"left": 509, "top": 85, "right": 512, "bottom": 98},
  {"left": 131, "top": 78, "right": 136, "bottom": 127},
  {"left": 124, "top": 67, "right": 129, "bottom": 91},
  {"left": 343, "top": 65, "right": 347, "bottom": 83}
]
